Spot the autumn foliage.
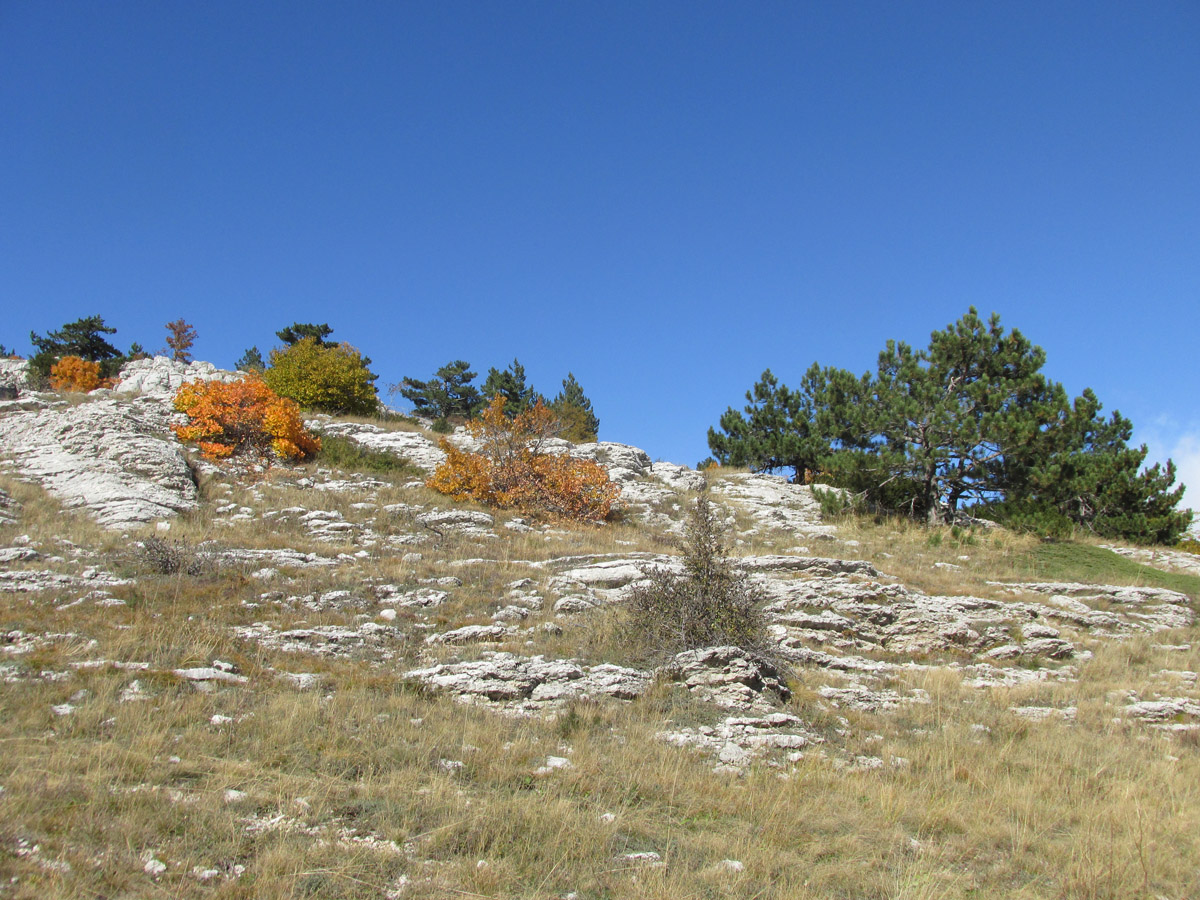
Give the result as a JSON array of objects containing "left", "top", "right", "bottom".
[
  {"left": 49, "top": 356, "right": 104, "bottom": 392},
  {"left": 427, "top": 396, "right": 619, "bottom": 523},
  {"left": 171, "top": 375, "right": 320, "bottom": 462}
]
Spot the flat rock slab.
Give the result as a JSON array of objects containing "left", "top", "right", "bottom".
[
  {"left": 405, "top": 652, "right": 650, "bottom": 712},
  {"left": 235, "top": 622, "right": 405, "bottom": 658},
  {"left": 0, "top": 399, "right": 198, "bottom": 529}
]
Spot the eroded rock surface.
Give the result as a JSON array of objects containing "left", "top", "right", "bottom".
[
  {"left": 662, "top": 646, "right": 791, "bottom": 711},
  {"left": 113, "top": 356, "right": 240, "bottom": 399},
  {"left": 0, "top": 359, "right": 30, "bottom": 390},
  {"left": 712, "top": 474, "right": 836, "bottom": 537},
  {"left": 0, "top": 400, "right": 198, "bottom": 528},
  {"left": 405, "top": 652, "right": 649, "bottom": 713},
  {"left": 0, "top": 487, "right": 19, "bottom": 525}
]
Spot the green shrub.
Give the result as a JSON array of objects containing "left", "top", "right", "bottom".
[{"left": 264, "top": 338, "right": 379, "bottom": 415}]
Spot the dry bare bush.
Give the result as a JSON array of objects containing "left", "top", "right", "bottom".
[
  {"left": 623, "top": 487, "right": 771, "bottom": 663},
  {"left": 134, "top": 536, "right": 211, "bottom": 576}
]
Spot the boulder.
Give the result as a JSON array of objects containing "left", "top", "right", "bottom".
[
  {"left": 649, "top": 461, "right": 708, "bottom": 492},
  {"left": 569, "top": 442, "right": 653, "bottom": 482},
  {"left": 415, "top": 509, "right": 494, "bottom": 536}
]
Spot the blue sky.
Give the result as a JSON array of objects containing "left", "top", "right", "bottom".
[{"left": 2, "top": 2, "right": 1198, "bottom": 497}]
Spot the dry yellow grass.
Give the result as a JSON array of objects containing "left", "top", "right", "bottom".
[{"left": 1, "top": 462, "right": 1198, "bottom": 899}]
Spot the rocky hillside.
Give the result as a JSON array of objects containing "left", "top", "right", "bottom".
[{"left": 1, "top": 356, "right": 1198, "bottom": 898}]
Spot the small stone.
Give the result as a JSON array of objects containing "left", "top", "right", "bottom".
[{"left": 142, "top": 854, "right": 167, "bottom": 876}]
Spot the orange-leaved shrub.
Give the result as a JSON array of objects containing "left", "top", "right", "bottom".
[
  {"left": 171, "top": 375, "right": 320, "bottom": 462},
  {"left": 49, "top": 356, "right": 104, "bottom": 392},
  {"left": 427, "top": 395, "right": 619, "bottom": 523}
]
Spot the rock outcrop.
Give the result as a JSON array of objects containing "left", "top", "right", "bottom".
[
  {"left": 0, "top": 399, "right": 198, "bottom": 529},
  {"left": 0, "top": 359, "right": 30, "bottom": 391},
  {"left": 405, "top": 652, "right": 650, "bottom": 713},
  {"left": 113, "top": 356, "right": 240, "bottom": 400}
]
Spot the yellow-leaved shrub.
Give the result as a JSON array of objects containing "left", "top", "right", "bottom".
[
  {"left": 263, "top": 338, "right": 378, "bottom": 415},
  {"left": 49, "top": 356, "right": 104, "bottom": 392},
  {"left": 171, "top": 375, "right": 320, "bottom": 462},
  {"left": 427, "top": 395, "right": 619, "bottom": 523}
]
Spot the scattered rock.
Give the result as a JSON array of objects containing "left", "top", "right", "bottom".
[{"left": 659, "top": 712, "right": 823, "bottom": 770}]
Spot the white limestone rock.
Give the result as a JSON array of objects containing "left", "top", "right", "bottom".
[
  {"left": 658, "top": 712, "right": 823, "bottom": 769},
  {"left": 0, "top": 358, "right": 30, "bottom": 390},
  {"left": 0, "top": 399, "right": 198, "bottom": 529},
  {"left": 1102, "top": 544, "right": 1200, "bottom": 578},
  {"left": 661, "top": 646, "right": 791, "bottom": 711},
  {"left": 405, "top": 652, "right": 650, "bottom": 711},
  {"left": 649, "top": 461, "right": 708, "bottom": 493},
  {"left": 416, "top": 509, "right": 495, "bottom": 536},
  {"left": 308, "top": 421, "right": 448, "bottom": 472},
  {"left": 234, "top": 621, "right": 404, "bottom": 658},
  {"left": 712, "top": 473, "right": 836, "bottom": 536},
  {"left": 425, "top": 624, "right": 512, "bottom": 645},
  {"left": 113, "top": 356, "right": 240, "bottom": 399},
  {"left": 568, "top": 442, "right": 652, "bottom": 482}
]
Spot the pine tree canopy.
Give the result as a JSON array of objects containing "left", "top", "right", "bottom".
[
  {"left": 29, "top": 315, "right": 123, "bottom": 377},
  {"left": 276, "top": 322, "right": 336, "bottom": 347},
  {"left": 236, "top": 347, "right": 266, "bottom": 372},
  {"left": 552, "top": 372, "right": 599, "bottom": 442},
  {"left": 708, "top": 308, "right": 1191, "bottom": 543},
  {"left": 482, "top": 359, "right": 537, "bottom": 416},
  {"left": 397, "top": 359, "right": 482, "bottom": 421}
]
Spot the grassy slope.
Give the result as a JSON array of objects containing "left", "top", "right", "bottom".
[
  {"left": 1, "top": 448, "right": 1199, "bottom": 898},
  {"left": 1018, "top": 541, "right": 1200, "bottom": 598}
]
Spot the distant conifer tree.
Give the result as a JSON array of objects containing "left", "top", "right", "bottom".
[{"left": 552, "top": 372, "right": 599, "bottom": 442}]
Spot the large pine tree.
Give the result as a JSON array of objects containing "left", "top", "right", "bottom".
[
  {"left": 29, "top": 315, "right": 124, "bottom": 378},
  {"left": 707, "top": 308, "right": 1191, "bottom": 542}
]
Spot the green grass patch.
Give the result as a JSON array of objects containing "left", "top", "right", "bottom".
[
  {"left": 315, "top": 434, "right": 422, "bottom": 476},
  {"left": 1011, "top": 540, "right": 1200, "bottom": 598}
]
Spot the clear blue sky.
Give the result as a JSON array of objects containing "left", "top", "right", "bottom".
[{"left": 2, "top": 2, "right": 1198, "bottom": 496}]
